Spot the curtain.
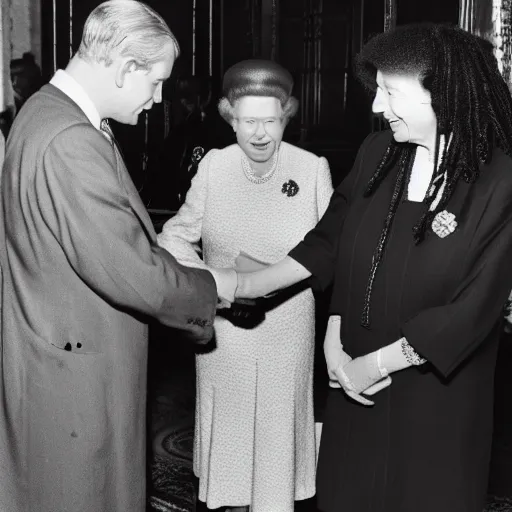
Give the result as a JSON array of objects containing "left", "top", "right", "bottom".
[
  {"left": 459, "top": 0, "right": 512, "bottom": 87},
  {"left": 0, "top": 0, "right": 14, "bottom": 113}
]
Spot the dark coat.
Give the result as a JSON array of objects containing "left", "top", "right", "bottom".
[{"left": 0, "top": 84, "right": 218, "bottom": 512}]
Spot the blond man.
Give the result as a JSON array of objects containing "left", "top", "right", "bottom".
[{"left": 0, "top": 2, "right": 234, "bottom": 511}]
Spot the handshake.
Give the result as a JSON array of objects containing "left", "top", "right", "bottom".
[{"left": 208, "top": 252, "right": 270, "bottom": 328}]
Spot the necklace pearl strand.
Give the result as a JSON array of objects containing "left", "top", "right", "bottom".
[{"left": 241, "top": 149, "right": 279, "bottom": 184}]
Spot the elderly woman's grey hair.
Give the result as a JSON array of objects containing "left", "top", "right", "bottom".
[
  {"left": 217, "top": 96, "right": 298, "bottom": 124},
  {"left": 217, "top": 59, "right": 299, "bottom": 124}
]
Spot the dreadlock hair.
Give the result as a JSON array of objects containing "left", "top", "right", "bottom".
[{"left": 354, "top": 23, "right": 512, "bottom": 328}]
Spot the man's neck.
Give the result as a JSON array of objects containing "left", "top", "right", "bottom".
[{"left": 65, "top": 56, "right": 112, "bottom": 119}]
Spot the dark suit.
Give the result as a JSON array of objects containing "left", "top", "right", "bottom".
[{"left": 0, "top": 84, "right": 217, "bottom": 512}]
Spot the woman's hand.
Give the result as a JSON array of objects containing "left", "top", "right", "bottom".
[
  {"left": 363, "top": 376, "right": 392, "bottom": 396},
  {"left": 234, "top": 252, "right": 269, "bottom": 273},
  {"left": 340, "top": 353, "right": 389, "bottom": 396},
  {"left": 324, "top": 331, "right": 352, "bottom": 388},
  {"left": 235, "top": 256, "right": 311, "bottom": 299},
  {"left": 324, "top": 316, "right": 375, "bottom": 406},
  {"left": 331, "top": 351, "right": 392, "bottom": 406}
]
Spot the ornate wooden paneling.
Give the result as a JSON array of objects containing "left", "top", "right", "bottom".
[
  {"left": 278, "top": 0, "right": 358, "bottom": 143},
  {"left": 274, "top": 0, "right": 371, "bottom": 183}
]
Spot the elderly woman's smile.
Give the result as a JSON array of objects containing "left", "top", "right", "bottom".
[
  {"left": 251, "top": 141, "right": 271, "bottom": 149},
  {"left": 232, "top": 95, "right": 286, "bottom": 169}
]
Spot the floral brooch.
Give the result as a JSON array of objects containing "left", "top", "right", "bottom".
[
  {"left": 282, "top": 180, "right": 299, "bottom": 197},
  {"left": 432, "top": 210, "right": 457, "bottom": 238}
]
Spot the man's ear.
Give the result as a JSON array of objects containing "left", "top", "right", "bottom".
[
  {"left": 115, "top": 58, "right": 137, "bottom": 88},
  {"left": 231, "top": 119, "right": 238, "bottom": 132}
]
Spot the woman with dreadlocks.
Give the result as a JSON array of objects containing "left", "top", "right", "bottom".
[{"left": 234, "top": 23, "right": 512, "bottom": 511}]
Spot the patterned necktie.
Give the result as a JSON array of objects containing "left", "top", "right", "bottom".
[
  {"left": 100, "top": 118, "right": 125, "bottom": 160},
  {"left": 100, "top": 119, "right": 115, "bottom": 144}
]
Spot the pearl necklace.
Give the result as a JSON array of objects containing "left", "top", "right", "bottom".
[{"left": 241, "top": 149, "right": 279, "bottom": 184}]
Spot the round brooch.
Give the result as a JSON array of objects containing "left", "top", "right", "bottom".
[
  {"left": 431, "top": 210, "right": 457, "bottom": 238},
  {"left": 282, "top": 180, "right": 299, "bottom": 197}
]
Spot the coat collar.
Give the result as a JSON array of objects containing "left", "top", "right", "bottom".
[
  {"left": 50, "top": 70, "right": 102, "bottom": 131},
  {"left": 42, "top": 83, "right": 157, "bottom": 241}
]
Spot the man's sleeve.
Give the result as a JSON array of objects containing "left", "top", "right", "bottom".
[{"left": 35, "top": 124, "right": 218, "bottom": 343}]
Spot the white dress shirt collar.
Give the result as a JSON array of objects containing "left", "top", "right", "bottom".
[{"left": 49, "top": 69, "right": 102, "bottom": 130}]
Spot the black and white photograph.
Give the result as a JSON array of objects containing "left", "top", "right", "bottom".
[{"left": 0, "top": 0, "right": 511, "bottom": 511}]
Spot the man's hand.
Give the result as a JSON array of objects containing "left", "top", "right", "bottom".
[{"left": 208, "top": 267, "right": 237, "bottom": 309}]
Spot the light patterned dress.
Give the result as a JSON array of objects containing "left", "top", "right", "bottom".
[{"left": 157, "top": 142, "right": 333, "bottom": 512}]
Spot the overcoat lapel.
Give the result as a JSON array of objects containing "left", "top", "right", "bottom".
[{"left": 50, "top": 85, "right": 157, "bottom": 242}]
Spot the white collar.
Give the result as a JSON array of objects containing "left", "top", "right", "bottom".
[
  {"left": 408, "top": 135, "right": 449, "bottom": 204},
  {"left": 50, "top": 69, "right": 102, "bottom": 130}
]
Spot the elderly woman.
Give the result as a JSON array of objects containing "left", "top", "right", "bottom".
[
  {"left": 235, "top": 24, "right": 512, "bottom": 512},
  {"left": 157, "top": 59, "right": 333, "bottom": 512}
]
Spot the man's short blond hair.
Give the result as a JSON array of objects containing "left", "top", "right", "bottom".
[{"left": 77, "top": 0, "right": 179, "bottom": 69}]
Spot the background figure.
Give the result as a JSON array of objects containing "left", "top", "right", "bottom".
[
  {"left": 158, "top": 59, "right": 333, "bottom": 512},
  {"left": 235, "top": 23, "right": 512, "bottom": 512},
  {"left": 10, "top": 52, "right": 43, "bottom": 115},
  {"left": 165, "top": 76, "right": 213, "bottom": 205},
  {"left": 0, "top": 2, "right": 229, "bottom": 511},
  {"left": 143, "top": 76, "right": 234, "bottom": 212},
  {"left": 0, "top": 52, "right": 42, "bottom": 137},
  {"left": 160, "top": 75, "right": 235, "bottom": 209}
]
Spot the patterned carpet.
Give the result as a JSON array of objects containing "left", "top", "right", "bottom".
[
  {"left": 150, "top": 427, "right": 195, "bottom": 512},
  {"left": 147, "top": 329, "right": 512, "bottom": 512},
  {"left": 485, "top": 498, "right": 512, "bottom": 512},
  {"left": 148, "top": 331, "right": 197, "bottom": 512}
]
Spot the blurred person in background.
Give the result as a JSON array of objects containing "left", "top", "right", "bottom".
[{"left": 10, "top": 52, "right": 43, "bottom": 115}]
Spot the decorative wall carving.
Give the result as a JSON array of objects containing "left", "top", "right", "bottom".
[
  {"left": 493, "top": 0, "right": 512, "bottom": 87},
  {"left": 459, "top": 0, "right": 512, "bottom": 90}
]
